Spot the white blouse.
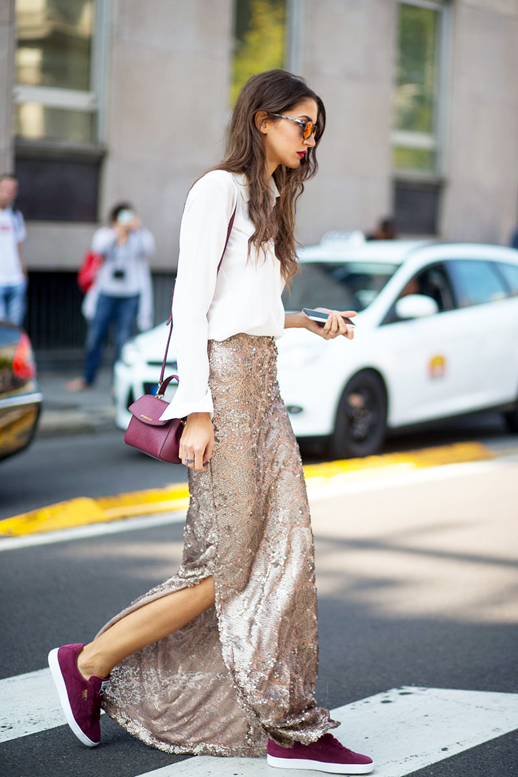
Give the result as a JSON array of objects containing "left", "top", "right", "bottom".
[{"left": 159, "top": 170, "right": 286, "bottom": 421}]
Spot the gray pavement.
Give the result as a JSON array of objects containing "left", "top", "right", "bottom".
[
  {"left": 36, "top": 367, "right": 117, "bottom": 437},
  {"left": 1, "top": 449, "right": 517, "bottom": 776}
]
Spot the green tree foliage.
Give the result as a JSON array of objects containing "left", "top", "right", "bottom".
[{"left": 231, "top": 0, "right": 286, "bottom": 105}]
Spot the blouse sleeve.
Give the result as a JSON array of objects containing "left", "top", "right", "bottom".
[
  {"left": 91, "top": 227, "right": 117, "bottom": 255},
  {"left": 134, "top": 227, "right": 155, "bottom": 258},
  {"left": 159, "top": 171, "right": 237, "bottom": 421}
]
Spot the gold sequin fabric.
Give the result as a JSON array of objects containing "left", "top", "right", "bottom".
[{"left": 97, "top": 334, "right": 338, "bottom": 756}]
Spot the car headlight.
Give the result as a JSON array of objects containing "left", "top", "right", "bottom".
[
  {"left": 120, "top": 341, "right": 141, "bottom": 366},
  {"left": 280, "top": 344, "right": 324, "bottom": 369}
]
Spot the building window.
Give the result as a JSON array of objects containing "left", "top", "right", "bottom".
[
  {"left": 13, "top": 0, "right": 109, "bottom": 221},
  {"left": 231, "top": 0, "right": 287, "bottom": 105},
  {"left": 392, "top": 0, "right": 448, "bottom": 176},
  {"left": 392, "top": 1, "right": 450, "bottom": 235},
  {"left": 14, "top": 0, "right": 108, "bottom": 145}
]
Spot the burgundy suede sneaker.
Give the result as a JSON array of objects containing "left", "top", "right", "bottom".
[
  {"left": 48, "top": 643, "right": 110, "bottom": 747},
  {"left": 267, "top": 733, "right": 374, "bottom": 774}
]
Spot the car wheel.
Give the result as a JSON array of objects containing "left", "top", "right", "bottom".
[
  {"left": 503, "top": 399, "right": 518, "bottom": 433},
  {"left": 331, "top": 370, "right": 387, "bottom": 458}
]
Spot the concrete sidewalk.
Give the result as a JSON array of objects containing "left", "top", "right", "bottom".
[{"left": 36, "top": 367, "right": 117, "bottom": 437}]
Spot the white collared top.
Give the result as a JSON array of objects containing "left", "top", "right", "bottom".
[{"left": 159, "top": 170, "right": 286, "bottom": 421}]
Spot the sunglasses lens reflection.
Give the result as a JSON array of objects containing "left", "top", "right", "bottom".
[{"left": 303, "top": 123, "right": 317, "bottom": 140}]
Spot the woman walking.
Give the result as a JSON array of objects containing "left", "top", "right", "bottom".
[{"left": 48, "top": 70, "right": 374, "bottom": 774}]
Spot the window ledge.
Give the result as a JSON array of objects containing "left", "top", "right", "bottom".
[
  {"left": 393, "top": 169, "right": 445, "bottom": 186},
  {"left": 15, "top": 139, "right": 107, "bottom": 163}
]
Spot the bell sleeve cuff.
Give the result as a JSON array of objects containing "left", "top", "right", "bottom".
[{"left": 158, "top": 387, "right": 214, "bottom": 421}]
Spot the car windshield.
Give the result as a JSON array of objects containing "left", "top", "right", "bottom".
[{"left": 282, "top": 260, "right": 400, "bottom": 312}]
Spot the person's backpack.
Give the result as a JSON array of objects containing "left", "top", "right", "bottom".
[{"left": 77, "top": 250, "right": 103, "bottom": 294}]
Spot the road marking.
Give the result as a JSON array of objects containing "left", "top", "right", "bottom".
[
  {"left": 139, "top": 687, "right": 518, "bottom": 776},
  {"left": 0, "top": 667, "right": 105, "bottom": 744},
  {"left": 0, "top": 485, "right": 190, "bottom": 537},
  {"left": 307, "top": 458, "right": 505, "bottom": 501},
  {"left": 0, "top": 442, "right": 494, "bottom": 537},
  {"left": 302, "top": 440, "right": 493, "bottom": 481},
  {"left": 3, "top": 671, "right": 516, "bottom": 776},
  {"left": 0, "top": 510, "right": 187, "bottom": 552}
]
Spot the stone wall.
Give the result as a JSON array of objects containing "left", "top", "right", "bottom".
[
  {"left": 4, "top": 0, "right": 518, "bottom": 273},
  {"left": 441, "top": 0, "right": 518, "bottom": 243},
  {"left": 101, "top": 0, "right": 234, "bottom": 270},
  {"left": 297, "top": 0, "right": 397, "bottom": 245}
]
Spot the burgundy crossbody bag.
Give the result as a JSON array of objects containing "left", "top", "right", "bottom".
[{"left": 124, "top": 208, "right": 236, "bottom": 463}]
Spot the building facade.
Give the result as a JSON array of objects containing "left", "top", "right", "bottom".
[{"left": 1, "top": 0, "right": 518, "bottom": 352}]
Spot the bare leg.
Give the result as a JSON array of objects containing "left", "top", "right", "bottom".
[{"left": 77, "top": 576, "right": 215, "bottom": 680}]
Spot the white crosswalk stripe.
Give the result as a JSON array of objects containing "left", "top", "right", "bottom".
[
  {"left": 0, "top": 667, "right": 106, "bottom": 744},
  {"left": 1, "top": 669, "right": 518, "bottom": 776},
  {"left": 1, "top": 667, "right": 65, "bottom": 743}
]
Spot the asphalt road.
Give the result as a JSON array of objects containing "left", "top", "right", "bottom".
[
  {"left": 1, "top": 433, "right": 517, "bottom": 776},
  {"left": 0, "top": 410, "right": 514, "bottom": 522},
  {"left": 0, "top": 431, "right": 188, "bottom": 522}
]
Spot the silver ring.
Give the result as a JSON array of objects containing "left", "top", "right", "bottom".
[{"left": 185, "top": 457, "right": 195, "bottom": 464}]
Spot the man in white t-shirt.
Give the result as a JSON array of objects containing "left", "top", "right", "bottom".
[{"left": 0, "top": 174, "right": 27, "bottom": 326}]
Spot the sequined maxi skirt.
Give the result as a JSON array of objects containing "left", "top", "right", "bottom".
[{"left": 97, "top": 334, "right": 338, "bottom": 756}]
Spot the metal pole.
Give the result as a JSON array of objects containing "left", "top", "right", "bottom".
[{"left": 286, "top": 0, "right": 305, "bottom": 76}]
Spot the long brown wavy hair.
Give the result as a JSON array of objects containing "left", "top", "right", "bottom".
[{"left": 211, "top": 69, "right": 326, "bottom": 284}]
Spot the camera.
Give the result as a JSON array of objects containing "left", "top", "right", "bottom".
[
  {"left": 117, "top": 209, "right": 134, "bottom": 225},
  {"left": 113, "top": 269, "right": 125, "bottom": 280}
]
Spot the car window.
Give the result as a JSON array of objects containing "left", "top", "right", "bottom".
[
  {"left": 447, "top": 259, "right": 508, "bottom": 307},
  {"left": 400, "top": 264, "right": 455, "bottom": 312},
  {"left": 282, "top": 261, "right": 399, "bottom": 312},
  {"left": 496, "top": 262, "right": 518, "bottom": 296},
  {"left": 381, "top": 263, "right": 455, "bottom": 325}
]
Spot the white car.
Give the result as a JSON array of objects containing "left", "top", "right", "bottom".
[{"left": 114, "top": 237, "right": 518, "bottom": 457}]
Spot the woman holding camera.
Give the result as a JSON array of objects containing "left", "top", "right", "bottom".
[{"left": 67, "top": 203, "right": 154, "bottom": 391}]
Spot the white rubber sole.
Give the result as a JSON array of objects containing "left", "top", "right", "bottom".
[
  {"left": 266, "top": 753, "right": 374, "bottom": 774},
  {"left": 48, "top": 647, "right": 99, "bottom": 747}
]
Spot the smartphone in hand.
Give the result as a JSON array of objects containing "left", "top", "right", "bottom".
[{"left": 302, "top": 308, "right": 356, "bottom": 327}]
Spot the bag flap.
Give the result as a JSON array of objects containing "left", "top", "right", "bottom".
[{"left": 128, "top": 395, "right": 170, "bottom": 426}]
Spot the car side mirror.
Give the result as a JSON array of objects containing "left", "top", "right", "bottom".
[{"left": 395, "top": 294, "right": 439, "bottom": 320}]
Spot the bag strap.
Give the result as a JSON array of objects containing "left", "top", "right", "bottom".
[{"left": 157, "top": 206, "right": 236, "bottom": 393}]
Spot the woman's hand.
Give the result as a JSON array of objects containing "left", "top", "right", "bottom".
[
  {"left": 285, "top": 309, "right": 356, "bottom": 340},
  {"left": 179, "top": 412, "right": 214, "bottom": 472},
  {"left": 129, "top": 216, "right": 142, "bottom": 231}
]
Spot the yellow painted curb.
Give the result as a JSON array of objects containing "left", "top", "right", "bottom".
[
  {"left": 303, "top": 441, "right": 494, "bottom": 485},
  {"left": 0, "top": 485, "right": 189, "bottom": 537},
  {"left": 0, "top": 442, "right": 493, "bottom": 537}
]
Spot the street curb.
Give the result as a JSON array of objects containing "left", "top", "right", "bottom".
[
  {"left": 0, "top": 442, "right": 497, "bottom": 538},
  {"left": 0, "top": 485, "right": 190, "bottom": 537},
  {"left": 37, "top": 407, "right": 117, "bottom": 438}
]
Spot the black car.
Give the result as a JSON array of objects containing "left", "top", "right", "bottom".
[{"left": 0, "top": 322, "right": 42, "bottom": 462}]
